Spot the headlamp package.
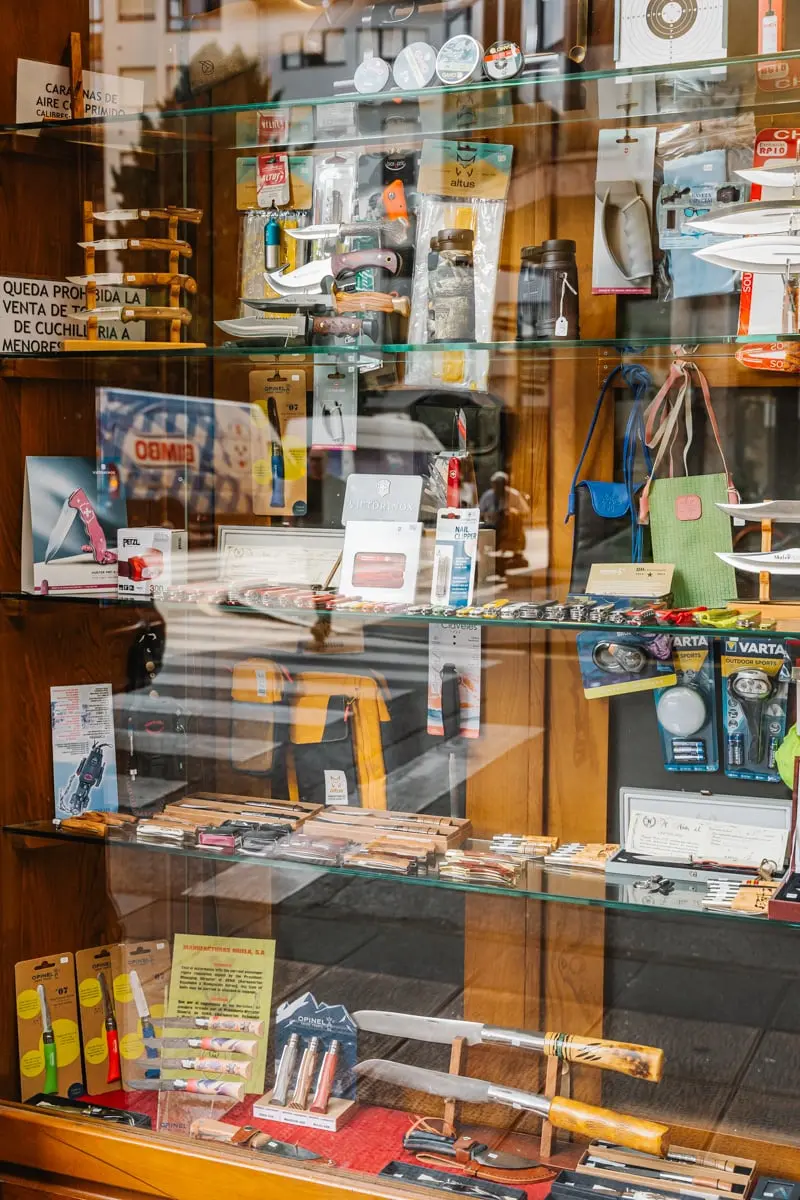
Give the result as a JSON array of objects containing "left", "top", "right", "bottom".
[
  {"left": 721, "top": 636, "right": 790, "bottom": 783},
  {"left": 654, "top": 634, "right": 718, "bottom": 772},
  {"left": 577, "top": 630, "right": 677, "bottom": 700}
]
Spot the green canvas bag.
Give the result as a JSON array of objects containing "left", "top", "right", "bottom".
[{"left": 638, "top": 361, "right": 739, "bottom": 609}]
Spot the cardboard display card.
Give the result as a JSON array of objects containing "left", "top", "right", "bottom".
[{"left": 15, "top": 952, "right": 82, "bottom": 1100}]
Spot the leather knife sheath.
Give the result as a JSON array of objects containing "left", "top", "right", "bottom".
[
  {"left": 404, "top": 1132, "right": 556, "bottom": 1185},
  {"left": 596, "top": 181, "right": 653, "bottom": 283}
]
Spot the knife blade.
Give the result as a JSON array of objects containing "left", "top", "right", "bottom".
[
  {"left": 98, "top": 973, "right": 121, "bottom": 1085},
  {"left": 73, "top": 306, "right": 192, "bottom": 324},
  {"left": 695, "top": 236, "right": 800, "bottom": 272},
  {"left": 737, "top": 165, "right": 800, "bottom": 188},
  {"left": 354, "top": 1061, "right": 669, "bottom": 1157},
  {"left": 716, "top": 549, "right": 800, "bottom": 574},
  {"left": 68, "top": 273, "right": 198, "bottom": 293},
  {"left": 286, "top": 219, "right": 409, "bottom": 247},
  {"left": 265, "top": 248, "right": 400, "bottom": 294},
  {"left": 352, "top": 1011, "right": 664, "bottom": 1081},
  {"left": 190, "top": 1118, "right": 325, "bottom": 1160},
  {"left": 44, "top": 496, "right": 78, "bottom": 563},
  {"left": 38, "top": 985, "right": 58, "bottom": 1095},
  {"left": 129, "top": 970, "right": 159, "bottom": 1059},
  {"left": 686, "top": 201, "right": 800, "bottom": 236},
  {"left": 79, "top": 238, "right": 193, "bottom": 257},
  {"left": 215, "top": 315, "right": 306, "bottom": 340},
  {"left": 129, "top": 1078, "right": 245, "bottom": 1100},
  {"left": 92, "top": 207, "right": 203, "bottom": 224},
  {"left": 716, "top": 500, "right": 800, "bottom": 522}
]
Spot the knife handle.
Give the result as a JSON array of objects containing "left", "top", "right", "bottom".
[
  {"left": 122, "top": 273, "right": 198, "bottom": 293},
  {"left": 106, "top": 1028, "right": 121, "bottom": 1084},
  {"left": 542, "top": 1033, "right": 665, "bottom": 1083},
  {"left": 312, "top": 316, "right": 363, "bottom": 336},
  {"left": 141, "top": 207, "right": 203, "bottom": 224},
  {"left": 330, "top": 249, "right": 400, "bottom": 279},
  {"left": 128, "top": 238, "right": 193, "bottom": 257},
  {"left": 121, "top": 306, "right": 192, "bottom": 324},
  {"left": 42, "top": 1037, "right": 58, "bottom": 1095},
  {"left": 548, "top": 1097, "right": 669, "bottom": 1157},
  {"left": 404, "top": 1131, "right": 458, "bottom": 1156}
]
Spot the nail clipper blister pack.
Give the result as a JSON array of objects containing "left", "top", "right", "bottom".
[
  {"left": 654, "top": 634, "right": 718, "bottom": 772},
  {"left": 721, "top": 636, "right": 790, "bottom": 783}
]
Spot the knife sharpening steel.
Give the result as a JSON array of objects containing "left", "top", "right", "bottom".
[{"left": 63, "top": 201, "right": 206, "bottom": 351}]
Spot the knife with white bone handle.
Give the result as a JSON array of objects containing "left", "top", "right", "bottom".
[
  {"left": 73, "top": 306, "right": 192, "bottom": 324},
  {"left": 79, "top": 238, "right": 193, "bottom": 256},
  {"left": 354, "top": 1061, "right": 670, "bottom": 1157},
  {"left": 352, "top": 1010, "right": 664, "bottom": 1081}
]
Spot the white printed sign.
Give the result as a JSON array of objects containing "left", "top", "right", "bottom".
[
  {"left": 16, "top": 59, "right": 144, "bottom": 129},
  {"left": 0, "top": 277, "right": 146, "bottom": 354}
]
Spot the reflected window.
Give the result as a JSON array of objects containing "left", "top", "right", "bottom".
[
  {"left": 119, "top": 0, "right": 156, "bottom": 19},
  {"left": 167, "top": 0, "right": 220, "bottom": 30}
]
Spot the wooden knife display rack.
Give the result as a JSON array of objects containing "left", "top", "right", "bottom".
[
  {"left": 436, "top": 1036, "right": 571, "bottom": 1160},
  {"left": 63, "top": 200, "right": 206, "bottom": 352}
]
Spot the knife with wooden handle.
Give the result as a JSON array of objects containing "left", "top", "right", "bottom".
[
  {"left": 355, "top": 1061, "right": 670, "bottom": 1158},
  {"left": 353, "top": 1010, "right": 664, "bottom": 1082},
  {"left": 79, "top": 238, "right": 193, "bottom": 257},
  {"left": 74, "top": 306, "right": 192, "bottom": 324},
  {"left": 93, "top": 207, "right": 203, "bottom": 224},
  {"left": 68, "top": 273, "right": 198, "bottom": 293}
]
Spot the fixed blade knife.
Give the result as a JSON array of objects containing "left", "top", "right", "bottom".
[
  {"left": 687, "top": 201, "right": 800, "bottom": 237},
  {"left": 716, "top": 499, "right": 800, "bottom": 522},
  {"left": 265, "top": 248, "right": 400, "bottom": 294},
  {"left": 79, "top": 238, "right": 193, "bottom": 257},
  {"left": 736, "top": 164, "right": 800, "bottom": 188},
  {"left": 286, "top": 219, "right": 409, "bottom": 247},
  {"left": 190, "top": 1118, "right": 325, "bottom": 1160},
  {"left": 352, "top": 1011, "right": 664, "bottom": 1081},
  {"left": 403, "top": 1129, "right": 543, "bottom": 1171},
  {"left": 92, "top": 207, "right": 203, "bottom": 224},
  {"left": 73, "top": 306, "right": 192, "bottom": 324},
  {"left": 354, "top": 1061, "right": 669, "bottom": 1157},
  {"left": 68, "top": 273, "right": 198, "bottom": 293},
  {"left": 695, "top": 236, "right": 800, "bottom": 272}
]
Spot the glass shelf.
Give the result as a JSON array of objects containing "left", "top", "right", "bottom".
[
  {"left": 4, "top": 819, "right": 795, "bottom": 927},
  {"left": 4, "top": 52, "right": 800, "bottom": 152},
  {"left": 2, "top": 333, "right": 799, "bottom": 363},
  {"left": 2, "top": 591, "right": 800, "bottom": 640}
]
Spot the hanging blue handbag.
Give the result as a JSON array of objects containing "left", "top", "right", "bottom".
[{"left": 566, "top": 364, "right": 653, "bottom": 595}]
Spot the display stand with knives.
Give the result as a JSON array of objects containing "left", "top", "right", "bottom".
[{"left": 62, "top": 201, "right": 206, "bottom": 351}]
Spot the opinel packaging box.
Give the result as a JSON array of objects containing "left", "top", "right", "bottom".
[
  {"left": 249, "top": 370, "right": 308, "bottom": 518},
  {"left": 76, "top": 944, "right": 123, "bottom": 1095},
  {"left": 769, "top": 758, "right": 800, "bottom": 921},
  {"left": 576, "top": 1142, "right": 757, "bottom": 1200},
  {"left": 14, "top": 952, "right": 82, "bottom": 1101},
  {"left": 115, "top": 940, "right": 171, "bottom": 1091}
]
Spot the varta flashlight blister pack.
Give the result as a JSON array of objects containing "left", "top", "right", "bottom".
[
  {"left": 654, "top": 634, "right": 718, "bottom": 772},
  {"left": 721, "top": 636, "right": 790, "bottom": 783}
]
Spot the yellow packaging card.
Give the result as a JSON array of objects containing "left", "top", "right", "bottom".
[{"left": 164, "top": 935, "right": 276, "bottom": 1094}]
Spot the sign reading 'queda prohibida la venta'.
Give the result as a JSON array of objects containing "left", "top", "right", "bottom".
[{"left": 0, "top": 277, "right": 145, "bottom": 353}]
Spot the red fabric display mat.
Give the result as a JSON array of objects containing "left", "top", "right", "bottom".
[{"left": 88, "top": 1090, "right": 573, "bottom": 1198}]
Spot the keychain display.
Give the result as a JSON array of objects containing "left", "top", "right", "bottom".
[
  {"left": 721, "top": 637, "right": 790, "bottom": 783},
  {"left": 653, "top": 634, "right": 718, "bottom": 772}
]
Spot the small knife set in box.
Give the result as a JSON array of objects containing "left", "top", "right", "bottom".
[
  {"left": 572, "top": 1142, "right": 756, "bottom": 1200},
  {"left": 574, "top": 1141, "right": 756, "bottom": 1200}
]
